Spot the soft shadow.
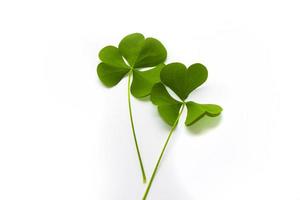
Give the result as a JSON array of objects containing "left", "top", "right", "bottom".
[
  {"left": 136, "top": 96, "right": 150, "bottom": 102},
  {"left": 187, "top": 115, "right": 222, "bottom": 135}
]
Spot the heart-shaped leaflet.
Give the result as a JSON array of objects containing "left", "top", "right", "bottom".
[{"left": 160, "top": 62, "right": 208, "bottom": 100}]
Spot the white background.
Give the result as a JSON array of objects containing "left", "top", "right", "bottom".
[{"left": 0, "top": 0, "right": 300, "bottom": 199}]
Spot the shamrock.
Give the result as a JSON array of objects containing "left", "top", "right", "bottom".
[
  {"left": 142, "top": 62, "right": 222, "bottom": 199},
  {"left": 97, "top": 33, "right": 167, "bottom": 98},
  {"left": 151, "top": 62, "right": 222, "bottom": 126},
  {"left": 97, "top": 33, "right": 167, "bottom": 183}
]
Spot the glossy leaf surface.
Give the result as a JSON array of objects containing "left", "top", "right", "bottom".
[{"left": 160, "top": 62, "right": 208, "bottom": 100}]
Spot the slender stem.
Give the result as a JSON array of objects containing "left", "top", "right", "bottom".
[
  {"left": 142, "top": 105, "right": 185, "bottom": 200},
  {"left": 127, "top": 71, "right": 147, "bottom": 183}
]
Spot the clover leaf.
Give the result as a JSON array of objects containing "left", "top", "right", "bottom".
[
  {"left": 97, "top": 33, "right": 167, "bottom": 97},
  {"left": 97, "top": 33, "right": 167, "bottom": 183},
  {"left": 151, "top": 62, "right": 222, "bottom": 126},
  {"left": 143, "top": 62, "right": 222, "bottom": 199}
]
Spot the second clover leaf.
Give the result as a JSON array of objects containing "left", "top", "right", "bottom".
[
  {"left": 151, "top": 62, "right": 222, "bottom": 126},
  {"left": 143, "top": 62, "right": 223, "bottom": 199}
]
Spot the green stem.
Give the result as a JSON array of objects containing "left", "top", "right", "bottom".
[
  {"left": 142, "top": 105, "right": 185, "bottom": 200},
  {"left": 127, "top": 71, "right": 147, "bottom": 183}
]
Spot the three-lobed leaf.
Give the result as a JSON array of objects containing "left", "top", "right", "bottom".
[
  {"left": 151, "top": 62, "right": 222, "bottom": 127},
  {"left": 97, "top": 33, "right": 167, "bottom": 97}
]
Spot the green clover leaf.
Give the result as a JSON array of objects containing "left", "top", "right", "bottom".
[
  {"left": 97, "top": 33, "right": 167, "bottom": 98},
  {"left": 97, "top": 33, "right": 167, "bottom": 183},
  {"left": 144, "top": 62, "right": 222, "bottom": 199},
  {"left": 151, "top": 62, "right": 222, "bottom": 126}
]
